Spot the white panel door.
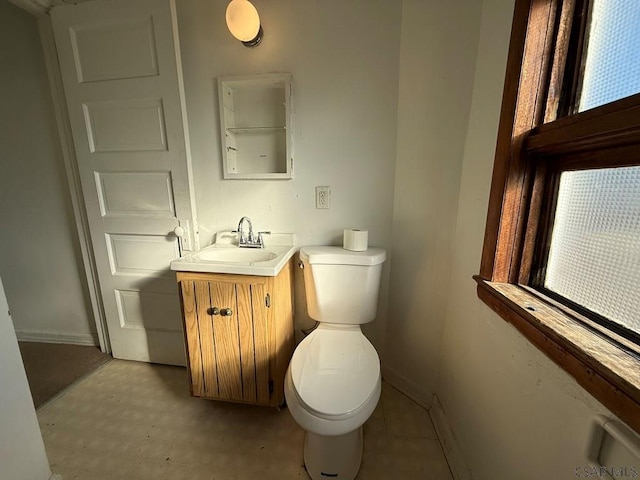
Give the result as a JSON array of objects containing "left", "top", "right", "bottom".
[{"left": 51, "top": 0, "right": 198, "bottom": 365}]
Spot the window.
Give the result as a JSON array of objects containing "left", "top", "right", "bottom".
[
  {"left": 477, "top": 0, "right": 640, "bottom": 434},
  {"left": 576, "top": 0, "right": 640, "bottom": 112},
  {"left": 536, "top": 166, "right": 640, "bottom": 344}
]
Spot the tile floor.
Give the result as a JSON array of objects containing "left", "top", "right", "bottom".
[{"left": 38, "top": 360, "right": 453, "bottom": 479}]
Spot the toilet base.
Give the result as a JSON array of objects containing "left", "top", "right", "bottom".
[{"left": 303, "top": 427, "right": 363, "bottom": 480}]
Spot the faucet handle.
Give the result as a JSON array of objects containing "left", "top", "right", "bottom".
[
  {"left": 257, "top": 231, "right": 271, "bottom": 247},
  {"left": 231, "top": 229, "right": 246, "bottom": 244}
]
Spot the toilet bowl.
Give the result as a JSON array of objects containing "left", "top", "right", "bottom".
[
  {"left": 286, "top": 246, "right": 386, "bottom": 480},
  {"left": 285, "top": 324, "right": 381, "bottom": 436}
]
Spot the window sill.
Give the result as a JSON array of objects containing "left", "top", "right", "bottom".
[{"left": 474, "top": 277, "right": 640, "bottom": 434}]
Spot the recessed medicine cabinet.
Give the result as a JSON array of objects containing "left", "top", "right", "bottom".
[{"left": 218, "top": 73, "right": 293, "bottom": 179}]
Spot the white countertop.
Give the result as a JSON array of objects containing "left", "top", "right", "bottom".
[{"left": 170, "top": 232, "right": 296, "bottom": 276}]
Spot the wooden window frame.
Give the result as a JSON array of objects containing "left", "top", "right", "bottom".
[{"left": 476, "top": 0, "right": 640, "bottom": 434}]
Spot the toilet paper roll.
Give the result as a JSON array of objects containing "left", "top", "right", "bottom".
[{"left": 343, "top": 229, "right": 368, "bottom": 251}]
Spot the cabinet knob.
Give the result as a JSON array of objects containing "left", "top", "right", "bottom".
[
  {"left": 220, "top": 308, "right": 233, "bottom": 317},
  {"left": 207, "top": 307, "right": 219, "bottom": 316}
]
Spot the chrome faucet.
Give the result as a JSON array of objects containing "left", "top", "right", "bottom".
[{"left": 233, "top": 216, "right": 270, "bottom": 248}]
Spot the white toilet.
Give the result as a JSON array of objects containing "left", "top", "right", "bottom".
[{"left": 285, "top": 246, "right": 386, "bottom": 480}]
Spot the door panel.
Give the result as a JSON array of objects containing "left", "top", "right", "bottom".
[
  {"left": 96, "top": 172, "right": 175, "bottom": 217},
  {"left": 82, "top": 99, "right": 167, "bottom": 152},
  {"left": 116, "top": 290, "right": 182, "bottom": 331},
  {"left": 194, "top": 281, "right": 218, "bottom": 398},
  {"left": 106, "top": 234, "right": 179, "bottom": 275},
  {"left": 180, "top": 281, "right": 204, "bottom": 396},
  {"left": 251, "top": 284, "right": 271, "bottom": 405},
  {"left": 51, "top": 0, "right": 198, "bottom": 365},
  {"left": 237, "top": 283, "right": 257, "bottom": 402},
  {"left": 211, "top": 282, "right": 243, "bottom": 401},
  {"left": 69, "top": 16, "right": 159, "bottom": 82}
]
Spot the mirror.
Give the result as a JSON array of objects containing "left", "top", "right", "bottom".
[{"left": 218, "top": 73, "right": 293, "bottom": 179}]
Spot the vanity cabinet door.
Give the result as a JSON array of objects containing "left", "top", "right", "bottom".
[
  {"left": 176, "top": 261, "right": 294, "bottom": 407},
  {"left": 179, "top": 276, "right": 271, "bottom": 405}
]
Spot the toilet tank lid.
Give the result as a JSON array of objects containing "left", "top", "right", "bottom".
[{"left": 300, "top": 246, "right": 386, "bottom": 266}]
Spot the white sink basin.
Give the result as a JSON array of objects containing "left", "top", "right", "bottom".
[
  {"left": 198, "top": 248, "right": 278, "bottom": 263},
  {"left": 170, "top": 232, "right": 296, "bottom": 276}
]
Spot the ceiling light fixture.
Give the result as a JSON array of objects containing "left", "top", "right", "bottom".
[{"left": 225, "top": 0, "right": 263, "bottom": 48}]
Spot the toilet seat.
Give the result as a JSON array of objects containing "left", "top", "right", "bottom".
[{"left": 290, "top": 326, "right": 380, "bottom": 418}]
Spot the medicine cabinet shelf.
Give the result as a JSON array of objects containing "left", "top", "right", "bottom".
[{"left": 218, "top": 73, "right": 293, "bottom": 180}]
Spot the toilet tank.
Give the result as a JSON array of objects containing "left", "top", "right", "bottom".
[{"left": 299, "top": 246, "right": 386, "bottom": 325}]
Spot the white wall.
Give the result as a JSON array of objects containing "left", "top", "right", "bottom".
[
  {"left": 0, "top": 0, "right": 95, "bottom": 344},
  {"left": 437, "top": 0, "right": 620, "bottom": 478},
  {"left": 176, "top": 0, "right": 402, "bottom": 350},
  {"left": 383, "top": 0, "right": 483, "bottom": 403},
  {"left": 0, "top": 277, "right": 52, "bottom": 480}
]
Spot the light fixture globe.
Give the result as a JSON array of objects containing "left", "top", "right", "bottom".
[{"left": 226, "top": 0, "right": 263, "bottom": 47}]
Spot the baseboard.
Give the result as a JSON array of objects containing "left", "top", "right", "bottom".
[
  {"left": 15, "top": 330, "right": 98, "bottom": 347},
  {"left": 381, "top": 364, "right": 431, "bottom": 410},
  {"left": 429, "top": 395, "right": 473, "bottom": 480}
]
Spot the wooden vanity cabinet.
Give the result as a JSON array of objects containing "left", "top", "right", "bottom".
[{"left": 176, "top": 260, "right": 294, "bottom": 407}]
